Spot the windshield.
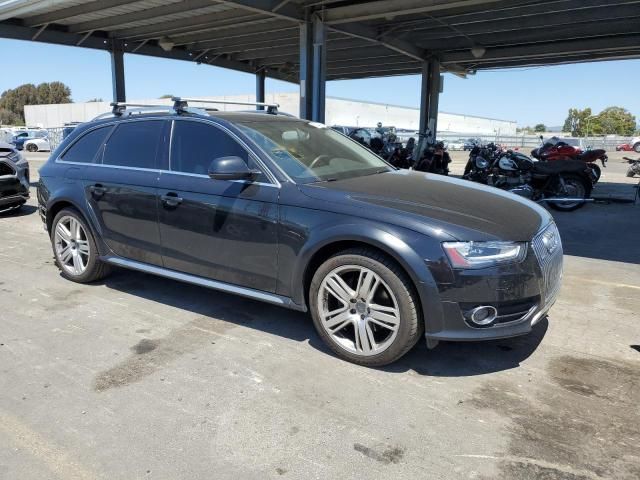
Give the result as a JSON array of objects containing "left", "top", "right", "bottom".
[{"left": 235, "top": 119, "right": 392, "bottom": 183}]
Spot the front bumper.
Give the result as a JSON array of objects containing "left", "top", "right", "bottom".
[
  {"left": 425, "top": 222, "right": 563, "bottom": 343},
  {"left": 0, "top": 158, "right": 30, "bottom": 209}
]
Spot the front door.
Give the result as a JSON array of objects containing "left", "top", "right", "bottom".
[
  {"left": 84, "top": 119, "right": 167, "bottom": 266},
  {"left": 158, "top": 119, "right": 279, "bottom": 292}
]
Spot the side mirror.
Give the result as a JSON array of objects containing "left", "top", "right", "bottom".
[
  {"left": 208, "top": 156, "right": 258, "bottom": 181},
  {"left": 539, "top": 135, "right": 544, "bottom": 140}
]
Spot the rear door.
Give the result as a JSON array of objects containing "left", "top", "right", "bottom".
[
  {"left": 157, "top": 118, "right": 279, "bottom": 292},
  {"left": 84, "top": 119, "right": 168, "bottom": 266}
]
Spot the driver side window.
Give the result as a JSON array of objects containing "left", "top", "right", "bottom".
[{"left": 170, "top": 120, "right": 267, "bottom": 182}]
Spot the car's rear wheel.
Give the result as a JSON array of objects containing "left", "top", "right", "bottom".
[
  {"left": 26, "top": 143, "right": 38, "bottom": 152},
  {"left": 309, "top": 248, "right": 422, "bottom": 366},
  {"left": 51, "top": 207, "right": 111, "bottom": 283}
]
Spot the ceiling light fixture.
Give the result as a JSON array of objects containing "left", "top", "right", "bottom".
[
  {"left": 470, "top": 46, "right": 486, "bottom": 59},
  {"left": 158, "top": 37, "right": 174, "bottom": 52}
]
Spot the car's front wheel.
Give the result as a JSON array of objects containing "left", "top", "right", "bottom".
[
  {"left": 51, "top": 207, "right": 111, "bottom": 283},
  {"left": 26, "top": 143, "right": 38, "bottom": 152},
  {"left": 309, "top": 248, "right": 422, "bottom": 366}
]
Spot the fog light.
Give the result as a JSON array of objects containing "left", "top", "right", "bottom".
[{"left": 466, "top": 306, "right": 498, "bottom": 326}]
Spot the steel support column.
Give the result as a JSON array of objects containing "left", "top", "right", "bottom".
[
  {"left": 110, "top": 39, "right": 126, "bottom": 103},
  {"left": 311, "top": 15, "right": 326, "bottom": 123},
  {"left": 299, "top": 21, "right": 313, "bottom": 119},
  {"left": 256, "top": 69, "right": 265, "bottom": 110},
  {"left": 419, "top": 59, "right": 440, "bottom": 139}
]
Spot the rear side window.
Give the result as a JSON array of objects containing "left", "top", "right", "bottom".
[
  {"left": 170, "top": 120, "right": 266, "bottom": 181},
  {"left": 102, "top": 121, "right": 164, "bottom": 169},
  {"left": 61, "top": 126, "right": 112, "bottom": 164}
]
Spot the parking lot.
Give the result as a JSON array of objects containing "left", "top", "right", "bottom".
[{"left": 1, "top": 151, "right": 639, "bottom": 480}]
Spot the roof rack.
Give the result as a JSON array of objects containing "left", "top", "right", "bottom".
[
  {"left": 93, "top": 97, "right": 281, "bottom": 121},
  {"left": 171, "top": 97, "right": 279, "bottom": 114},
  {"left": 92, "top": 103, "right": 174, "bottom": 120}
]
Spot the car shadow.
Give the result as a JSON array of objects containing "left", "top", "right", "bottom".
[
  {"left": 381, "top": 319, "right": 548, "bottom": 377},
  {"left": 94, "top": 267, "right": 547, "bottom": 377},
  {"left": 0, "top": 204, "right": 37, "bottom": 217}
]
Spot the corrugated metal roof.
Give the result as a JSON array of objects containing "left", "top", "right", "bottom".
[{"left": 1, "top": 0, "right": 639, "bottom": 82}]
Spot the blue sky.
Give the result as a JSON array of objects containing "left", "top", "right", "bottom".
[{"left": 1, "top": 38, "right": 638, "bottom": 127}]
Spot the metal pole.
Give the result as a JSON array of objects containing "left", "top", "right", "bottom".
[
  {"left": 256, "top": 69, "right": 265, "bottom": 110},
  {"left": 416, "top": 59, "right": 440, "bottom": 161},
  {"left": 311, "top": 14, "right": 326, "bottom": 123},
  {"left": 299, "top": 21, "right": 313, "bottom": 120},
  {"left": 110, "top": 39, "right": 126, "bottom": 103}
]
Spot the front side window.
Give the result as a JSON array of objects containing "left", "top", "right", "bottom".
[
  {"left": 236, "top": 119, "right": 392, "bottom": 184},
  {"left": 102, "top": 121, "right": 164, "bottom": 169},
  {"left": 170, "top": 120, "right": 266, "bottom": 181},
  {"left": 61, "top": 126, "right": 113, "bottom": 164}
]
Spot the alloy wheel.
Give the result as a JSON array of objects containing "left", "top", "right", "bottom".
[
  {"left": 317, "top": 265, "right": 400, "bottom": 356},
  {"left": 54, "top": 215, "right": 90, "bottom": 275}
]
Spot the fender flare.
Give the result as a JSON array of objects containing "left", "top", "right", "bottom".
[
  {"left": 46, "top": 190, "right": 108, "bottom": 256},
  {"left": 289, "top": 222, "right": 444, "bottom": 333}
]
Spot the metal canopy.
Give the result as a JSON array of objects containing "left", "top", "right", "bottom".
[{"left": 1, "top": 0, "right": 639, "bottom": 83}]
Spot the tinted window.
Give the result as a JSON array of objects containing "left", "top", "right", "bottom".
[
  {"left": 61, "top": 126, "right": 113, "bottom": 164},
  {"left": 102, "top": 121, "right": 164, "bottom": 169},
  {"left": 170, "top": 120, "right": 266, "bottom": 180}
]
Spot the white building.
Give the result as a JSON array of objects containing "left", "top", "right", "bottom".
[{"left": 25, "top": 93, "right": 517, "bottom": 135}]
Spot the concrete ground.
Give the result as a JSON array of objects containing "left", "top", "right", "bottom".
[{"left": 1, "top": 151, "right": 638, "bottom": 480}]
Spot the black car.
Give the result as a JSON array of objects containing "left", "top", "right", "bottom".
[
  {"left": 37, "top": 105, "right": 562, "bottom": 366},
  {"left": 0, "top": 142, "right": 30, "bottom": 212}
]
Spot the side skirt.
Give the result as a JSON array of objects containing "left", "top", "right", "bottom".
[{"left": 102, "top": 255, "right": 307, "bottom": 312}]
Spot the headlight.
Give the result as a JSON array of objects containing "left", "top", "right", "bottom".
[
  {"left": 475, "top": 157, "right": 489, "bottom": 168},
  {"left": 442, "top": 241, "right": 526, "bottom": 269}
]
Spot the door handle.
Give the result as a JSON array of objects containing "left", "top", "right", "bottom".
[
  {"left": 89, "top": 184, "right": 106, "bottom": 198},
  {"left": 161, "top": 192, "right": 183, "bottom": 208}
]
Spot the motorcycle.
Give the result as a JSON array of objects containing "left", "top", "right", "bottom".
[
  {"left": 414, "top": 141, "right": 451, "bottom": 175},
  {"left": 350, "top": 125, "right": 413, "bottom": 169},
  {"left": 463, "top": 143, "right": 502, "bottom": 181},
  {"left": 465, "top": 147, "right": 593, "bottom": 211},
  {"left": 531, "top": 136, "right": 607, "bottom": 184},
  {"left": 623, "top": 156, "right": 640, "bottom": 178}
]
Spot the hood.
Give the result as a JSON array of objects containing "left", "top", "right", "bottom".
[{"left": 299, "top": 170, "right": 550, "bottom": 241}]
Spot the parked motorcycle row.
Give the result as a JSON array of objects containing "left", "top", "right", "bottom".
[{"left": 348, "top": 126, "right": 609, "bottom": 212}]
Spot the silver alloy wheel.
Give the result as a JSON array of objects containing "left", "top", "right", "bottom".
[
  {"left": 54, "top": 215, "right": 90, "bottom": 275},
  {"left": 317, "top": 265, "right": 400, "bottom": 356}
]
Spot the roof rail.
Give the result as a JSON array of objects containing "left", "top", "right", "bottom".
[
  {"left": 172, "top": 97, "right": 279, "bottom": 114},
  {"left": 91, "top": 103, "right": 175, "bottom": 120}
]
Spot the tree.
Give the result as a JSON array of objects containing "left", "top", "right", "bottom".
[
  {"left": 0, "top": 82, "right": 72, "bottom": 123},
  {"left": 563, "top": 108, "right": 592, "bottom": 136},
  {"left": 0, "top": 108, "right": 23, "bottom": 125},
  {"left": 593, "top": 107, "right": 636, "bottom": 136},
  {"left": 159, "top": 94, "right": 174, "bottom": 99},
  {"left": 563, "top": 106, "right": 636, "bottom": 136},
  {"left": 534, "top": 123, "right": 546, "bottom": 132}
]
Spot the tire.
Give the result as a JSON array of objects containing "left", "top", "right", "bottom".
[
  {"left": 26, "top": 143, "right": 38, "bottom": 152},
  {"left": 589, "top": 163, "right": 601, "bottom": 183},
  {"left": 547, "top": 173, "right": 591, "bottom": 212},
  {"left": 51, "top": 207, "right": 111, "bottom": 283},
  {"left": 634, "top": 143, "right": 640, "bottom": 153},
  {"left": 309, "top": 248, "right": 422, "bottom": 367}
]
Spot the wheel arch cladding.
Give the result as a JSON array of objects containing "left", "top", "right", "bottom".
[{"left": 295, "top": 225, "right": 444, "bottom": 333}]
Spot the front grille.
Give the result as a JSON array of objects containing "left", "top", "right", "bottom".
[{"left": 532, "top": 222, "right": 563, "bottom": 304}]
